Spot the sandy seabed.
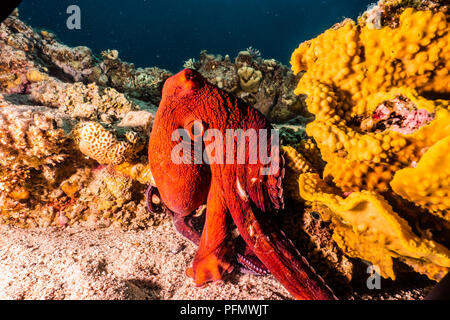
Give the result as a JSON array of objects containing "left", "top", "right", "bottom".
[
  {"left": 0, "top": 223, "right": 293, "bottom": 300},
  {"left": 0, "top": 221, "right": 433, "bottom": 300}
]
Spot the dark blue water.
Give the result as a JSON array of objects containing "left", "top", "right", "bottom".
[{"left": 18, "top": 0, "right": 375, "bottom": 72}]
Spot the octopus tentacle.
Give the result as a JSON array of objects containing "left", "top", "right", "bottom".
[
  {"left": 226, "top": 177, "right": 338, "bottom": 300},
  {"left": 146, "top": 185, "right": 204, "bottom": 244},
  {"left": 173, "top": 213, "right": 204, "bottom": 246},
  {"left": 237, "top": 254, "right": 270, "bottom": 275},
  {"left": 146, "top": 189, "right": 268, "bottom": 275},
  {"left": 145, "top": 185, "right": 167, "bottom": 214},
  {"left": 186, "top": 178, "right": 234, "bottom": 285},
  {"left": 233, "top": 235, "right": 269, "bottom": 275}
]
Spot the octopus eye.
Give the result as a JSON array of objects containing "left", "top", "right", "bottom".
[
  {"left": 179, "top": 69, "right": 203, "bottom": 91},
  {"left": 172, "top": 128, "right": 186, "bottom": 144},
  {"left": 186, "top": 120, "right": 205, "bottom": 141}
]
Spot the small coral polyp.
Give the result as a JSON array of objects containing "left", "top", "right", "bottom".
[{"left": 290, "top": 8, "right": 450, "bottom": 281}]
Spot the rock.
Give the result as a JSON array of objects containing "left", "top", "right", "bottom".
[{"left": 118, "top": 110, "right": 153, "bottom": 131}]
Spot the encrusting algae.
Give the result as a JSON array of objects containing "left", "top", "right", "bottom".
[{"left": 289, "top": 5, "right": 450, "bottom": 281}]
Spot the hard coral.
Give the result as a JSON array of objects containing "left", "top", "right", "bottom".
[
  {"left": 0, "top": 12, "right": 170, "bottom": 106},
  {"left": 358, "top": 0, "right": 448, "bottom": 29},
  {"left": 0, "top": 44, "right": 36, "bottom": 94},
  {"left": 95, "top": 49, "right": 172, "bottom": 105},
  {"left": 0, "top": 105, "right": 70, "bottom": 168},
  {"left": 40, "top": 42, "right": 95, "bottom": 82},
  {"left": 237, "top": 65, "right": 262, "bottom": 93},
  {"left": 290, "top": 6, "right": 450, "bottom": 281},
  {"left": 30, "top": 78, "right": 137, "bottom": 120},
  {"left": 78, "top": 166, "right": 167, "bottom": 229},
  {"left": 0, "top": 104, "right": 84, "bottom": 227},
  {"left": 0, "top": 12, "right": 162, "bottom": 230},
  {"left": 191, "top": 50, "right": 306, "bottom": 122}
]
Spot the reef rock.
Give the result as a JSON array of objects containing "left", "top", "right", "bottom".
[
  {"left": 184, "top": 50, "right": 307, "bottom": 123},
  {"left": 0, "top": 12, "right": 171, "bottom": 104},
  {"left": 0, "top": 12, "right": 164, "bottom": 230}
]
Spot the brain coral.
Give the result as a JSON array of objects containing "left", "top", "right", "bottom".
[{"left": 72, "top": 121, "right": 143, "bottom": 165}]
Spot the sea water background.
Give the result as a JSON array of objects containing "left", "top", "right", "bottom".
[{"left": 18, "top": 0, "right": 375, "bottom": 72}]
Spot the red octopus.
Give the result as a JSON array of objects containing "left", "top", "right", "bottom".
[{"left": 147, "top": 69, "right": 336, "bottom": 300}]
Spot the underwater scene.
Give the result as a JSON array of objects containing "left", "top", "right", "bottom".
[{"left": 0, "top": 0, "right": 449, "bottom": 301}]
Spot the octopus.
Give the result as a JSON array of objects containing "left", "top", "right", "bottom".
[{"left": 147, "top": 69, "right": 336, "bottom": 300}]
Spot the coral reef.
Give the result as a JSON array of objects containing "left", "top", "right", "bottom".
[
  {"left": 0, "top": 12, "right": 171, "bottom": 105},
  {"left": 0, "top": 97, "right": 160, "bottom": 229},
  {"left": 30, "top": 79, "right": 138, "bottom": 121},
  {"left": 0, "top": 103, "right": 89, "bottom": 227},
  {"left": 186, "top": 50, "right": 307, "bottom": 122},
  {"left": 279, "top": 146, "right": 354, "bottom": 292},
  {"left": 0, "top": 12, "right": 165, "bottom": 230},
  {"left": 78, "top": 166, "right": 166, "bottom": 229},
  {"left": 291, "top": 8, "right": 449, "bottom": 196},
  {"left": 289, "top": 3, "right": 450, "bottom": 282},
  {"left": 92, "top": 49, "right": 172, "bottom": 105},
  {"left": 72, "top": 121, "right": 144, "bottom": 166},
  {"left": 0, "top": 105, "right": 70, "bottom": 169},
  {"left": 298, "top": 172, "right": 450, "bottom": 281},
  {"left": 1, "top": 1, "right": 448, "bottom": 298}
]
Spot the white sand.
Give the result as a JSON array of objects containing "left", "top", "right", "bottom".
[{"left": 0, "top": 223, "right": 291, "bottom": 300}]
